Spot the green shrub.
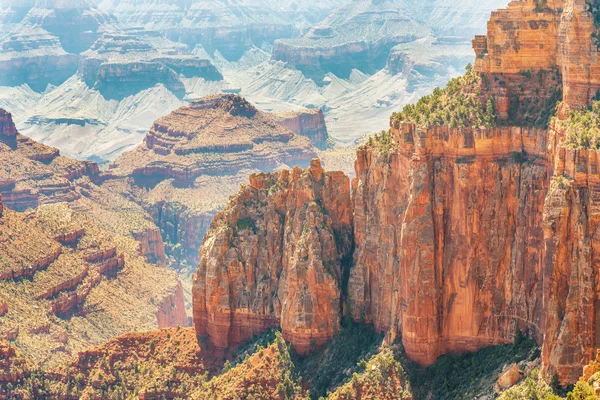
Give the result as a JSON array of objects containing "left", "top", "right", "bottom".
[
  {"left": 293, "top": 320, "right": 383, "bottom": 399},
  {"left": 559, "top": 101, "right": 600, "bottom": 150},
  {"left": 404, "top": 332, "right": 539, "bottom": 400},
  {"left": 236, "top": 217, "right": 257, "bottom": 233},
  {"left": 392, "top": 68, "right": 495, "bottom": 130}
]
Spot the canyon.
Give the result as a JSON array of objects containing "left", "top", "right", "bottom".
[
  {"left": 190, "top": 0, "right": 600, "bottom": 389},
  {"left": 0, "top": 0, "right": 508, "bottom": 163},
  {"left": 8, "top": 0, "right": 600, "bottom": 398},
  {"left": 106, "top": 94, "right": 324, "bottom": 280},
  {"left": 0, "top": 107, "right": 188, "bottom": 368}
]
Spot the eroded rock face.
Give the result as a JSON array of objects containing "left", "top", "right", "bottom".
[
  {"left": 98, "top": 0, "right": 297, "bottom": 61},
  {"left": 1, "top": 0, "right": 117, "bottom": 54},
  {"left": 0, "top": 26, "right": 78, "bottom": 91},
  {"left": 272, "top": 1, "right": 430, "bottom": 80},
  {"left": 79, "top": 28, "right": 222, "bottom": 99},
  {"left": 272, "top": 108, "right": 330, "bottom": 149},
  {"left": 349, "top": 122, "right": 550, "bottom": 365},
  {"left": 0, "top": 108, "right": 188, "bottom": 366},
  {"left": 193, "top": 159, "right": 352, "bottom": 353},
  {"left": 474, "top": 0, "right": 600, "bottom": 108},
  {"left": 188, "top": 0, "right": 600, "bottom": 386},
  {"left": 0, "top": 108, "right": 98, "bottom": 211},
  {"left": 156, "top": 280, "right": 189, "bottom": 328}
]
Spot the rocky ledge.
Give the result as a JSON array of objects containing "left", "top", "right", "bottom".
[
  {"left": 0, "top": 108, "right": 98, "bottom": 211},
  {"left": 272, "top": 108, "right": 330, "bottom": 150},
  {"left": 0, "top": 26, "right": 78, "bottom": 91}
]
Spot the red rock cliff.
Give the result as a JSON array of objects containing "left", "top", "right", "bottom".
[
  {"left": 349, "top": 121, "right": 551, "bottom": 366},
  {"left": 189, "top": 0, "right": 600, "bottom": 386},
  {"left": 193, "top": 159, "right": 352, "bottom": 354}
]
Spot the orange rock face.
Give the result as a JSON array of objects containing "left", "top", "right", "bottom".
[
  {"left": 188, "top": 0, "right": 600, "bottom": 387},
  {"left": 156, "top": 280, "right": 189, "bottom": 328},
  {"left": 193, "top": 159, "right": 352, "bottom": 353},
  {"left": 109, "top": 95, "right": 320, "bottom": 271},
  {"left": 349, "top": 122, "right": 551, "bottom": 365},
  {"left": 475, "top": 0, "right": 600, "bottom": 108}
]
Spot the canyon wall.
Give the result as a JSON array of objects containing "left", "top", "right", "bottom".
[
  {"left": 271, "top": 109, "right": 330, "bottom": 150},
  {"left": 193, "top": 159, "right": 352, "bottom": 353},
  {"left": 190, "top": 0, "right": 600, "bottom": 386},
  {"left": 349, "top": 122, "right": 551, "bottom": 366},
  {"left": 474, "top": 0, "right": 600, "bottom": 108}
]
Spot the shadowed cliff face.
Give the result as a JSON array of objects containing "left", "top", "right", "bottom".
[{"left": 192, "top": 0, "right": 600, "bottom": 387}]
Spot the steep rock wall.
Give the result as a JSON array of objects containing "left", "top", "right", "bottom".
[
  {"left": 349, "top": 122, "right": 551, "bottom": 365},
  {"left": 156, "top": 280, "right": 189, "bottom": 328},
  {"left": 193, "top": 159, "right": 352, "bottom": 353},
  {"left": 271, "top": 109, "right": 330, "bottom": 150}
]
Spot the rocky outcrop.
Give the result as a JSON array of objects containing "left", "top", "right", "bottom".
[
  {"left": 93, "top": 61, "right": 186, "bottom": 99},
  {"left": 0, "top": 109, "right": 17, "bottom": 142},
  {"left": 113, "top": 95, "right": 316, "bottom": 183},
  {"left": 156, "top": 280, "right": 189, "bottom": 328},
  {"left": 271, "top": 108, "right": 330, "bottom": 149},
  {"left": 0, "top": 342, "right": 32, "bottom": 395},
  {"left": 3, "top": 1, "right": 118, "bottom": 54},
  {"left": 348, "top": 122, "right": 551, "bottom": 365},
  {"left": 0, "top": 108, "right": 98, "bottom": 211},
  {"left": 109, "top": 95, "right": 320, "bottom": 273},
  {"left": 193, "top": 159, "right": 352, "bottom": 353},
  {"left": 133, "top": 227, "right": 168, "bottom": 267},
  {"left": 474, "top": 0, "right": 600, "bottom": 108},
  {"left": 188, "top": 0, "right": 600, "bottom": 387},
  {"left": 272, "top": 2, "right": 430, "bottom": 80},
  {"left": 0, "top": 26, "right": 78, "bottom": 91},
  {"left": 79, "top": 28, "right": 222, "bottom": 99}
]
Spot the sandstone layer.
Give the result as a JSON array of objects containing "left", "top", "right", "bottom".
[
  {"left": 193, "top": 159, "right": 352, "bottom": 353},
  {"left": 79, "top": 28, "right": 222, "bottom": 99},
  {"left": 0, "top": 26, "right": 78, "bottom": 91},
  {"left": 272, "top": 108, "right": 330, "bottom": 150},
  {"left": 272, "top": 1, "right": 430, "bottom": 80},
  {"left": 97, "top": 0, "right": 297, "bottom": 61}
]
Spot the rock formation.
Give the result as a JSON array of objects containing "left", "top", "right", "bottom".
[
  {"left": 0, "top": 0, "right": 117, "bottom": 54},
  {"left": 0, "top": 26, "right": 78, "bottom": 91},
  {"left": 272, "top": 108, "right": 330, "bottom": 150},
  {"left": 97, "top": 0, "right": 297, "bottom": 61},
  {"left": 0, "top": 108, "right": 98, "bottom": 211},
  {"left": 0, "top": 108, "right": 188, "bottom": 367},
  {"left": 190, "top": 0, "right": 600, "bottom": 387},
  {"left": 193, "top": 159, "right": 352, "bottom": 353},
  {"left": 79, "top": 28, "right": 222, "bottom": 99},
  {"left": 109, "top": 95, "right": 319, "bottom": 273},
  {"left": 272, "top": 1, "right": 431, "bottom": 80}
]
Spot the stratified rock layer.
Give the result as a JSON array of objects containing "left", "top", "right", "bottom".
[
  {"left": 348, "top": 122, "right": 550, "bottom": 366},
  {"left": 79, "top": 28, "right": 222, "bottom": 99},
  {"left": 0, "top": 108, "right": 188, "bottom": 367},
  {"left": 272, "top": 108, "right": 330, "bottom": 149},
  {"left": 110, "top": 95, "right": 319, "bottom": 272},
  {"left": 193, "top": 159, "right": 352, "bottom": 353}
]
